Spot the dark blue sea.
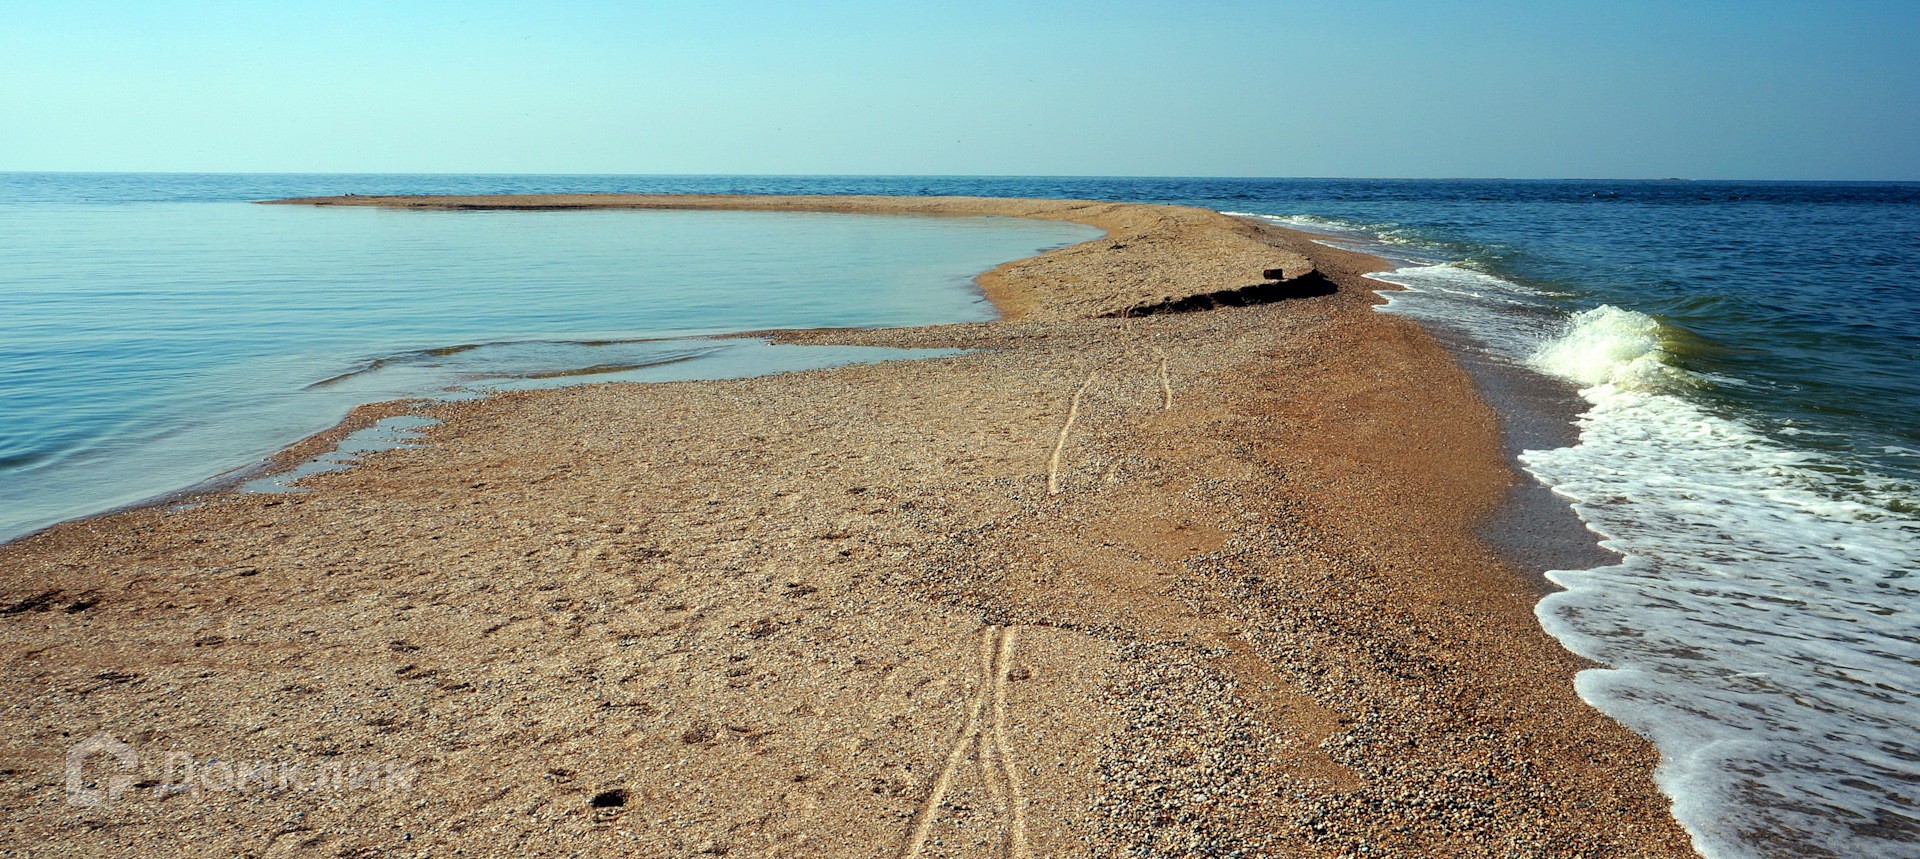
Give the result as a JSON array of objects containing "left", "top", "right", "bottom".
[{"left": 4, "top": 173, "right": 1916, "bottom": 858}]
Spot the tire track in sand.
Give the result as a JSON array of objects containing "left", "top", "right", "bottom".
[
  {"left": 988, "top": 626, "right": 1031, "bottom": 859},
  {"left": 1048, "top": 374, "right": 1099, "bottom": 495},
  {"left": 899, "top": 625, "right": 1030, "bottom": 859}
]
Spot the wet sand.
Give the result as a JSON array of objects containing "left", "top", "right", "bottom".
[{"left": 1, "top": 196, "right": 1694, "bottom": 857}]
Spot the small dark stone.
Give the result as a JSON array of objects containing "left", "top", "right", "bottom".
[{"left": 590, "top": 789, "right": 628, "bottom": 808}]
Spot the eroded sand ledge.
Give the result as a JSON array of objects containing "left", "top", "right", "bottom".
[{"left": 3, "top": 195, "right": 1694, "bottom": 857}]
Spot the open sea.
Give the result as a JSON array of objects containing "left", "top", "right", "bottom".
[{"left": 3, "top": 173, "right": 1916, "bottom": 858}]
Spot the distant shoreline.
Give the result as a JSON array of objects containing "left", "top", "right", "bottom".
[
  {"left": 259, "top": 193, "right": 1328, "bottom": 321},
  {"left": 3, "top": 194, "right": 1696, "bottom": 856}
]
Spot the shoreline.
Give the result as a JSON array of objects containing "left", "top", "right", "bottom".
[
  {"left": 1, "top": 195, "right": 1693, "bottom": 856},
  {"left": 259, "top": 194, "right": 1323, "bottom": 323}
]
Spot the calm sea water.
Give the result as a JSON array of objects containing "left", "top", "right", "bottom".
[
  {"left": 0, "top": 174, "right": 1101, "bottom": 541},
  {"left": 5, "top": 174, "right": 1917, "bottom": 857}
]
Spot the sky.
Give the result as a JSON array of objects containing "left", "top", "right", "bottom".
[{"left": 2, "top": 0, "right": 1916, "bottom": 179}]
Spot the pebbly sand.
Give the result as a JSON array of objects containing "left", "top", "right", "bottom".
[{"left": 1, "top": 196, "right": 1696, "bottom": 857}]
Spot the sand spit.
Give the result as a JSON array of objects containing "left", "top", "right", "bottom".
[{"left": 2, "top": 196, "right": 1693, "bottom": 857}]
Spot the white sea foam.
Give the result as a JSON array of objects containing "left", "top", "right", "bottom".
[
  {"left": 1278, "top": 214, "right": 1920, "bottom": 857},
  {"left": 1232, "top": 212, "right": 1366, "bottom": 234},
  {"left": 1353, "top": 261, "right": 1920, "bottom": 855},
  {"left": 1363, "top": 264, "right": 1563, "bottom": 358},
  {"left": 1528, "top": 305, "right": 1698, "bottom": 391},
  {"left": 1232, "top": 212, "right": 1440, "bottom": 261},
  {"left": 1523, "top": 305, "right": 1920, "bottom": 858}
]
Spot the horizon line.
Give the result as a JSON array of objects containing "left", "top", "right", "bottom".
[{"left": 5, "top": 170, "right": 1920, "bottom": 183}]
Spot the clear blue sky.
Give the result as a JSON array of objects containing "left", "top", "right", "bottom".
[{"left": 4, "top": 0, "right": 1916, "bottom": 179}]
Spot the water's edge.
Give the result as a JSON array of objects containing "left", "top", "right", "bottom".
[{"left": 0, "top": 338, "right": 977, "bottom": 549}]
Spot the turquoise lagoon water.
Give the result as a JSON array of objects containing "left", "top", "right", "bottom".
[{"left": 0, "top": 179, "right": 1099, "bottom": 541}]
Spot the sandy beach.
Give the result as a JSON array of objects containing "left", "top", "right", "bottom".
[{"left": 1, "top": 195, "right": 1695, "bottom": 857}]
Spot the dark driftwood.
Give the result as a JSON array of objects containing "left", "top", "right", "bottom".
[{"left": 1103, "top": 269, "right": 1338, "bottom": 318}]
